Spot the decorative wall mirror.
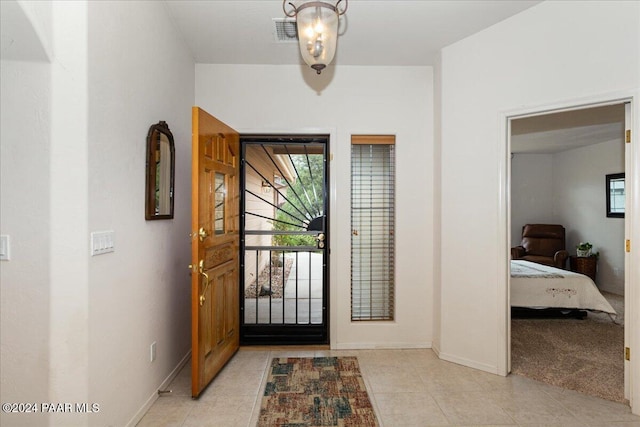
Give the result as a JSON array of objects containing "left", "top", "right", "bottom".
[
  {"left": 606, "top": 172, "right": 625, "bottom": 218},
  {"left": 145, "top": 121, "right": 175, "bottom": 220}
]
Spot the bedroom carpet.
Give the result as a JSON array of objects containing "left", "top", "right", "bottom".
[{"left": 511, "top": 291, "right": 625, "bottom": 403}]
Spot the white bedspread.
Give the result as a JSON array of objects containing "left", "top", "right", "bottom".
[{"left": 510, "top": 260, "right": 616, "bottom": 314}]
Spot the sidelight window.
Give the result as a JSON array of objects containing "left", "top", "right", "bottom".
[{"left": 350, "top": 135, "right": 395, "bottom": 321}]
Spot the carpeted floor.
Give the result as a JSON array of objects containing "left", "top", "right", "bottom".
[
  {"left": 511, "top": 291, "right": 625, "bottom": 403},
  {"left": 257, "top": 356, "right": 378, "bottom": 427}
]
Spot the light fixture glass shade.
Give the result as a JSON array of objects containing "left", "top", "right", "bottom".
[{"left": 295, "top": 3, "right": 339, "bottom": 74}]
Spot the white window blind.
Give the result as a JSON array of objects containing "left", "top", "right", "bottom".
[{"left": 350, "top": 135, "right": 395, "bottom": 321}]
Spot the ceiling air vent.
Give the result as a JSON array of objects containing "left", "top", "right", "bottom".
[{"left": 273, "top": 18, "right": 298, "bottom": 43}]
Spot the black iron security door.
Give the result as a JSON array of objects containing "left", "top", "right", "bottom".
[{"left": 240, "top": 135, "right": 328, "bottom": 344}]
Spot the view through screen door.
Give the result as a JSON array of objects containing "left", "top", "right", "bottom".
[{"left": 240, "top": 135, "right": 328, "bottom": 344}]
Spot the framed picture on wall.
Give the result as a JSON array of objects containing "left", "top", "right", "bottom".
[{"left": 606, "top": 172, "right": 625, "bottom": 218}]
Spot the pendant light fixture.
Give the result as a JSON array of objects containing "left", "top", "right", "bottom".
[{"left": 283, "top": 0, "right": 348, "bottom": 74}]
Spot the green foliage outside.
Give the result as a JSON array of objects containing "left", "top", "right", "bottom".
[{"left": 272, "top": 153, "right": 324, "bottom": 247}]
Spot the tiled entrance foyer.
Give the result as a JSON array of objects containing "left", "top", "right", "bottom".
[{"left": 137, "top": 348, "right": 640, "bottom": 427}]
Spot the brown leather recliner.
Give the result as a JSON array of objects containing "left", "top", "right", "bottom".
[{"left": 511, "top": 224, "right": 569, "bottom": 269}]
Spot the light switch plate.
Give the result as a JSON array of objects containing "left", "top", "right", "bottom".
[
  {"left": 0, "top": 235, "right": 10, "bottom": 261},
  {"left": 91, "top": 231, "right": 115, "bottom": 256}
]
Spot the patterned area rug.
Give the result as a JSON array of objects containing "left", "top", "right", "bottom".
[{"left": 258, "top": 357, "right": 379, "bottom": 427}]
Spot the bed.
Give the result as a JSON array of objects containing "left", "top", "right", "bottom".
[{"left": 510, "top": 260, "right": 616, "bottom": 316}]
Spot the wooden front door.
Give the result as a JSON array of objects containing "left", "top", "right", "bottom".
[{"left": 191, "top": 107, "right": 240, "bottom": 398}]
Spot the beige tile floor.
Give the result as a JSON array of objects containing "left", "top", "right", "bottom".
[{"left": 137, "top": 348, "right": 640, "bottom": 427}]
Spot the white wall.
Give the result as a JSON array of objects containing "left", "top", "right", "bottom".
[
  {"left": 554, "top": 139, "right": 626, "bottom": 294},
  {"left": 438, "top": 0, "right": 639, "bottom": 379},
  {"left": 48, "top": 3, "right": 90, "bottom": 424},
  {"left": 0, "top": 48, "right": 52, "bottom": 427},
  {"left": 510, "top": 153, "right": 555, "bottom": 247},
  {"left": 1, "top": 2, "right": 91, "bottom": 425},
  {"left": 196, "top": 64, "right": 433, "bottom": 349},
  {"left": 432, "top": 54, "right": 443, "bottom": 353},
  {"left": 87, "top": 2, "right": 194, "bottom": 426},
  {"left": 0, "top": 0, "right": 51, "bottom": 61},
  {"left": 1, "top": 1, "right": 195, "bottom": 426}
]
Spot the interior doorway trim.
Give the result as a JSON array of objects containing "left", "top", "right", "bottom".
[{"left": 498, "top": 90, "right": 639, "bottom": 412}]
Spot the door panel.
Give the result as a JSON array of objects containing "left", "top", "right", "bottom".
[{"left": 191, "top": 107, "right": 239, "bottom": 398}]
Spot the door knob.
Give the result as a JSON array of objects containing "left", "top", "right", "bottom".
[{"left": 198, "top": 227, "right": 208, "bottom": 242}]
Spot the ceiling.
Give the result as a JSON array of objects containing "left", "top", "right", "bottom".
[
  {"left": 511, "top": 104, "right": 626, "bottom": 154},
  {"left": 3, "top": 1, "right": 621, "bottom": 153},
  {"left": 164, "top": 1, "right": 625, "bottom": 153},
  {"left": 163, "top": 0, "right": 542, "bottom": 66}
]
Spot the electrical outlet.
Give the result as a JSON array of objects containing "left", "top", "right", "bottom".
[{"left": 150, "top": 342, "right": 157, "bottom": 362}]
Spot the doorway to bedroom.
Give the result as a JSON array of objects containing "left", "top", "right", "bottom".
[{"left": 508, "top": 101, "right": 630, "bottom": 403}]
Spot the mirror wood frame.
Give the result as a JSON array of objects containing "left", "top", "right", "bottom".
[{"left": 145, "top": 121, "right": 175, "bottom": 220}]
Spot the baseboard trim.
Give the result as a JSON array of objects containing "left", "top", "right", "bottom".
[
  {"left": 431, "top": 342, "right": 441, "bottom": 358},
  {"left": 437, "top": 351, "right": 499, "bottom": 375},
  {"left": 333, "top": 342, "right": 431, "bottom": 350},
  {"left": 125, "top": 351, "right": 191, "bottom": 427}
]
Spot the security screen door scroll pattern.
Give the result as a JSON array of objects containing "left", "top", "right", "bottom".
[{"left": 241, "top": 136, "right": 328, "bottom": 345}]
